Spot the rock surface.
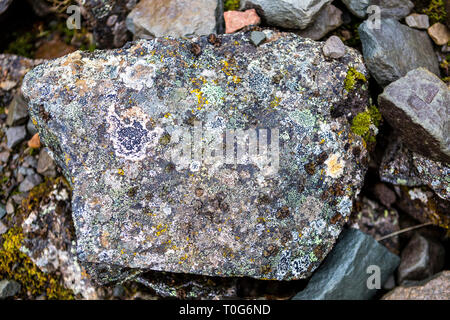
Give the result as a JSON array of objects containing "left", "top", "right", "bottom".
[
  {"left": 224, "top": 9, "right": 261, "bottom": 34},
  {"left": 379, "top": 137, "right": 450, "bottom": 202},
  {"left": 126, "top": 0, "right": 224, "bottom": 39},
  {"left": 297, "top": 4, "right": 343, "bottom": 41},
  {"left": 378, "top": 68, "right": 449, "bottom": 163},
  {"left": 322, "top": 35, "right": 346, "bottom": 59},
  {"left": 241, "top": 0, "right": 332, "bottom": 29},
  {"left": 359, "top": 19, "right": 440, "bottom": 87},
  {"left": 427, "top": 23, "right": 450, "bottom": 46},
  {"left": 22, "top": 32, "right": 370, "bottom": 282},
  {"left": 75, "top": 0, "right": 138, "bottom": 48},
  {"left": 292, "top": 228, "right": 400, "bottom": 300},
  {"left": 0, "top": 0, "right": 13, "bottom": 15},
  {"left": 0, "top": 279, "right": 21, "bottom": 299},
  {"left": 5, "top": 125, "right": 26, "bottom": 149},
  {"left": 383, "top": 271, "right": 450, "bottom": 300},
  {"left": 397, "top": 233, "right": 445, "bottom": 284},
  {"left": 405, "top": 14, "right": 430, "bottom": 30},
  {"left": 342, "top": 0, "right": 413, "bottom": 19}
]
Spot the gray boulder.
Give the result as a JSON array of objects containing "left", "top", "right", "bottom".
[
  {"left": 378, "top": 68, "right": 449, "bottom": 163},
  {"left": 241, "top": 0, "right": 332, "bottom": 29},
  {"left": 126, "top": 0, "right": 224, "bottom": 39},
  {"left": 297, "top": 4, "right": 343, "bottom": 40},
  {"left": 359, "top": 19, "right": 440, "bottom": 87},
  {"left": 342, "top": 0, "right": 413, "bottom": 19},
  {"left": 293, "top": 228, "right": 400, "bottom": 300},
  {"left": 22, "top": 32, "right": 370, "bottom": 282},
  {"left": 5, "top": 125, "right": 26, "bottom": 149}
]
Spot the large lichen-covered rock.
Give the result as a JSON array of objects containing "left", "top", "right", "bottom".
[{"left": 22, "top": 31, "right": 370, "bottom": 281}]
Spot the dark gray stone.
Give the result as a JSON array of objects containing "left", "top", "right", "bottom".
[
  {"left": 36, "top": 148, "right": 57, "bottom": 177},
  {"left": 27, "top": 117, "right": 38, "bottom": 135},
  {"left": 241, "top": 0, "right": 332, "bottom": 29},
  {"left": 359, "top": 19, "right": 440, "bottom": 87},
  {"left": 5, "top": 125, "right": 26, "bottom": 149},
  {"left": 0, "top": 280, "right": 21, "bottom": 299},
  {"left": 322, "top": 35, "right": 346, "bottom": 59},
  {"left": 0, "top": 204, "right": 6, "bottom": 220},
  {"left": 22, "top": 32, "right": 370, "bottom": 282},
  {"left": 378, "top": 68, "right": 449, "bottom": 163},
  {"left": 292, "top": 228, "right": 400, "bottom": 300},
  {"left": 398, "top": 234, "right": 445, "bottom": 284},
  {"left": 296, "top": 4, "right": 343, "bottom": 41}
]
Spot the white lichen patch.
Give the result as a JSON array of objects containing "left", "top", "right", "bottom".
[
  {"left": 120, "top": 59, "right": 156, "bottom": 91},
  {"left": 324, "top": 153, "right": 344, "bottom": 178}
]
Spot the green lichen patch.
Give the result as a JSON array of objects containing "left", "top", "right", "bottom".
[
  {"left": 344, "top": 67, "right": 367, "bottom": 92},
  {"left": 351, "top": 106, "right": 382, "bottom": 146},
  {"left": 224, "top": 0, "right": 240, "bottom": 11},
  {"left": 422, "top": 0, "right": 447, "bottom": 24}
]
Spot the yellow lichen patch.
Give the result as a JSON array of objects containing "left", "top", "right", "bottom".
[
  {"left": 324, "top": 153, "right": 344, "bottom": 178},
  {"left": 0, "top": 227, "right": 73, "bottom": 299},
  {"left": 191, "top": 88, "right": 209, "bottom": 110},
  {"left": 117, "top": 168, "right": 124, "bottom": 175}
]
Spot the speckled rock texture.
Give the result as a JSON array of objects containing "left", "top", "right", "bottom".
[
  {"left": 292, "top": 228, "right": 400, "bottom": 300},
  {"left": 126, "top": 0, "right": 225, "bottom": 39},
  {"left": 380, "top": 137, "right": 449, "bottom": 202},
  {"left": 22, "top": 31, "right": 370, "bottom": 282},
  {"left": 75, "top": 0, "right": 138, "bottom": 48},
  {"left": 382, "top": 271, "right": 450, "bottom": 300},
  {"left": 359, "top": 18, "right": 440, "bottom": 87},
  {"left": 241, "top": 0, "right": 332, "bottom": 30},
  {"left": 378, "top": 68, "right": 450, "bottom": 164}
]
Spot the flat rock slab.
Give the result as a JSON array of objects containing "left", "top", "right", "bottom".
[
  {"left": 22, "top": 32, "right": 369, "bottom": 281},
  {"left": 293, "top": 228, "right": 400, "bottom": 300}
]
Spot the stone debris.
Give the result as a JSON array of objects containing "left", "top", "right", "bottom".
[
  {"left": 405, "top": 14, "right": 430, "bottom": 30},
  {"left": 297, "top": 4, "right": 343, "bottom": 41},
  {"left": 427, "top": 23, "right": 450, "bottom": 46},
  {"left": 322, "top": 35, "right": 346, "bottom": 59}
]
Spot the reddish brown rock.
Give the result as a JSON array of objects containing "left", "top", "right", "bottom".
[
  {"left": 382, "top": 271, "right": 450, "bottom": 300},
  {"left": 224, "top": 9, "right": 261, "bottom": 34},
  {"left": 34, "top": 35, "right": 77, "bottom": 60},
  {"left": 27, "top": 133, "right": 41, "bottom": 149}
]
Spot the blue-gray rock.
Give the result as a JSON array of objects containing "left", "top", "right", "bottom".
[
  {"left": 378, "top": 68, "right": 449, "bottom": 163},
  {"left": 0, "top": 0, "right": 13, "bottom": 15},
  {"left": 126, "top": 0, "right": 224, "bottom": 39},
  {"left": 359, "top": 18, "right": 440, "bottom": 87},
  {"left": 5, "top": 125, "right": 26, "bottom": 149},
  {"left": 0, "top": 204, "right": 6, "bottom": 220},
  {"left": 397, "top": 233, "right": 445, "bottom": 284},
  {"left": 292, "top": 228, "right": 400, "bottom": 300},
  {"left": 27, "top": 117, "right": 38, "bottom": 135},
  {"left": 0, "top": 280, "right": 20, "bottom": 299},
  {"left": 250, "top": 31, "right": 266, "bottom": 46},
  {"left": 18, "top": 173, "right": 43, "bottom": 192},
  {"left": 342, "top": 0, "right": 413, "bottom": 19},
  {"left": 22, "top": 32, "right": 371, "bottom": 282},
  {"left": 241, "top": 0, "right": 332, "bottom": 29}
]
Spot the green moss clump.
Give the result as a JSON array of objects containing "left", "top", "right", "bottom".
[
  {"left": 0, "top": 227, "right": 74, "bottom": 299},
  {"left": 224, "top": 0, "right": 240, "bottom": 11},
  {"left": 344, "top": 67, "right": 367, "bottom": 91},
  {"left": 351, "top": 106, "right": 382, "bottom": 145},
  {"left": 422, "top": 0, "right": 447, "bottom": 24}
]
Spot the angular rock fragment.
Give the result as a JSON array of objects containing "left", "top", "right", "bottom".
[
  {"left": 224, "top": 9, "right": 261, "bottom": 34},
  {"left": 397, "top": 233, "right": 445, "bottom": 284},
  {"left": 126, "top": 0, "right": 224, "bottom": 39},
  {"left": 241, "top": 0, "right": 332, "bottom": 29},
  {"left": 322, "top": 35, "right": 346, "bottom": 59},
  {"left": 405, "top": 14, "right": 430, "bottom": 29},
  {"left": 359, "top": 19, "right": 440, "bottom": 86},
  {"left": 297, "top": 4, "right": 343, "bottom": 41},
  {"left": 292, "top": 228, "right": 400, "bottom": 300},
  {"left": 22, "top": 32, "right": 370, "bottom": 281},
  {"left": 0, "top": 279, "right": 21, "bottom": 299},
  {"left": 382, "top": 271, "right": 450, "bottom": 300},
  {"left": 378, "top": 68, "right": 449, "bottom": 163},
  {"left": 5, "top": 125, "right": 26, "bottom": 149}
]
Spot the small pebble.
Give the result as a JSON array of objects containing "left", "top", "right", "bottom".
[
  {"left": 250, "top": 31, "right": 266, "bottom": 46},
  {"left": 405, "top": 14, "right": 429, "bottom": 30},
  {"left": 323, "top": 35, "right": 346, "bottom": 59}
]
